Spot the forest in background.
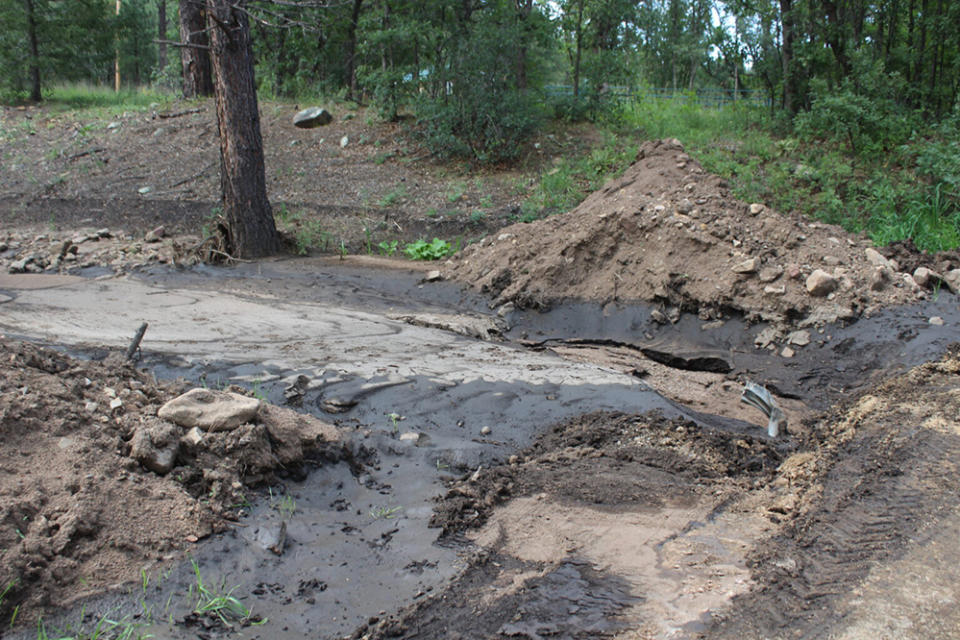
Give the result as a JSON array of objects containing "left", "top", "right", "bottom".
[{"left": 1, "top": 0, "right": 958, "bottom": 251}]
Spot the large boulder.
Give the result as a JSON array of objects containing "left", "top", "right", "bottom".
[
  {"left": 158, "top": 388, "right": 261, "bottom": 432},
  {"left": 293, "top": 107, "right": 333, "bottom": 129}
]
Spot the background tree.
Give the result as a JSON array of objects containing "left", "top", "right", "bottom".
[
  {"left": 206, "top": 0, "right": 279, "bottom": 258},
  {"left": 180, "top": 0, "right": 213, "bottom": 97}
]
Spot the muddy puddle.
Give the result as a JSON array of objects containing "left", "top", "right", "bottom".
[{"left": 2, "top": 258, "right": 959, "bottom": 639}]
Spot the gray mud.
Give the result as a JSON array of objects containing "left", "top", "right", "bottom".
[{"left": 2, "top": 258, "right": 959, "bottom": 639}]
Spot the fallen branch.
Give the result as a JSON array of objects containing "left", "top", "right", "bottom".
[
  {"left": 170, "top": 162, "right": 215, "bottom": 188},
  {"left": 68, "top": 147, "right": 105, "bottom": 161},
  {"left": 126, "top": 322, "right": 149, "bottom": 362},
  {"left": 157, "top": 107, "right": 204, "bottom": 119}
]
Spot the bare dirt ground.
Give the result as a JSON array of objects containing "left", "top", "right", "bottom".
[{"left": 2, "top": 102, "right": 960, "bottom": 639}]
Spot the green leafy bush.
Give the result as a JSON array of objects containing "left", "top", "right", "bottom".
[{"left": 403, "top": 238, "right": 455, "bottom": 260}]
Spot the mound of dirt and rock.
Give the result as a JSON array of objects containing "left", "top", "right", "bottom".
[
  {"left": 449, "top": 139, "right": 960, "bottom": 327},
  {"left": 0, "top": 338, "right": 346, "bottom": 625}
]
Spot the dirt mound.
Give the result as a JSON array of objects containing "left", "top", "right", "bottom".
[
  {"left": 0, "top": 338, "right": 346, "bottom": 627},
  {"left": 430, "top": 411, "right": 783, "bottom": 537},
  {"left": 449, "top": 139, "right": 933, "bottom": 326}
]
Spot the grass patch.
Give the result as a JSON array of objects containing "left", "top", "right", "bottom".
[
  {"left": 605, "top": 97, "right": 960, "bottom": 251},
  {"left": 43, "top": 82, "right": 176, "bottom": 115}
]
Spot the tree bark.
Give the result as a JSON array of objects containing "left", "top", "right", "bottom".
[
  {"left": 780, "top": 0, "right": 798, "bottom": 114},
  {"left": 24, "top": 0, "right": 41, "bottom": 102},
  {"left": 158, "top": 0, "right": 167, "bottom": 72},
  {"left": 572, "top": 0, "right": 584, "bottom": 97},
  {"left": 206, "top": 0, "right": 279, "bottom": 259},
  {"left": 344, "top": 0, "right": 363, "bottom": 101},
  {"left": 179, "top": 0, "right": 213, "bottom": 98}
]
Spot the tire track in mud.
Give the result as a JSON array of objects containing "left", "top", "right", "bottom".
[{"left": 712, "top": 355, "right": 960, "bottom": 639}]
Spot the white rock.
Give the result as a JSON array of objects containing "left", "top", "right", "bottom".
[
  {"left": 182, "top": 426, "right": 204, "bottom": 447},
  {"left": 109, "top": 397, "right": 123, "bottom": 410},
  {"left": 399, "top": 432, "right": 420, "bottom": 443},
  {"left": 929, "top": 316, "right": 945, "bottom": 326},
  {"left": 786, "top": 330, "right": 811, "bottom": 346},
  {"left": 749, "top": 203, "right": 765, "bottom": 215},
  {"left": 340, "top": 135, "right": 349, "bottom": 148},
  {"left": 806, "top": 270, "right": 838, "bottom": 297},
  {"left": 864, "top": 248, "right": 892, "bottom": 269},
  {"left": 480, "top": 425, "right": 491, "bottom": 436},
  {"left": 732, "top": 257, "right": 760, "bottom": 274},
  {"left": 158, "top": 388, "right": 261, "bottom": 432},
  {"left": 781, "top": 346, "right": 795, "bottom": 358}
]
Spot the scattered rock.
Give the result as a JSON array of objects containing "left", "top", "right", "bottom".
[
  {"left": 755, "top": 326, "right": 780, "bottom": 349},
  {"left": 480, "top": 426, "right": 492, "bottom": 436},
  {"left": 293, "top": 107, "right": 333, "bottom": 128},
  {"left": 424, "top": 270, "right": 442, "bottom": 282},
  {"left": 902, "top": 273, "right": 921, "bottom": 292},
  {"left": 676, "top": 199, "right": 694, "bottom": 214},
  {"left": 764, "top": 285, "right": 786, "bottom": 295},
  {"left": 929, "top": 316, "right": 945, "bottom": 326},
  {"left": 870, "top": 267, "right": 891, "bottom": 291},
  {"left": 399, "top": 432, "right": 420, "bottom": 443},
  {"left": 806, "top": 270, "right": 838, "bottom": 297},
  {"left": 749, "top": 203, "right": 765, "bottom": 215},
  {"left": 781, "top": 346, "right": 795, "bottom": 358},
  {"left": 864, "top": 248, "right": 892, "bottom": 269},
  {"left": 944, "top": 269, "right": 960, "bottom": 294},
  {"left": 650, "top": 309, "right": 668, "bottom": 325},
  {"left": 144, "top": 226, "right": 165, "bottom": 243},
  {"left": 786, "top": 330, "right": 811, "bottom": 347},
  {"left": 182, "top": 426, "right": 204, "bottom": 447},
  {"left": 912, "top": 266, "right": 942, "bottom": 289},
  {"left": 340, "top": 135, "right": 349, "bottom": 148},
  {"left": 758, "top": 265, "right": 783, "bottom": 283},
  {"left": 129, "top": 419, "right": 181, "bottom": 475},
  {"left": 732, "top": 257, "right": 760, "bottom": 274},
  {"left": 158, "top": 388, "right": 261, "bottom": 432}
]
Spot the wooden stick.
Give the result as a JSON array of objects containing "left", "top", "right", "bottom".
[
  {"left": 126, "top": 322, "right": 148, "bottom": 361},
  {"left": 157, "top": 107, "right": 204, "bottom": 119}
]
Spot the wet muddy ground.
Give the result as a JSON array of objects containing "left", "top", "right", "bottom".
[{"left": 3, "top": 259, "right": 960, "bottom": 640}]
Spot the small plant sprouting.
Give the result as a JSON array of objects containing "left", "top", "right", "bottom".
[
  {"left": 377, "top": 240, "right": 399, "bottom": 256},
  {"left": 251, "top": 378, "right": 267, "bottom": 402},
  {"left": 190, "top": 558, "right": 260, "bottom": 627},
  {"left": 338, "top": 239, "right": 348, "bottom": 260},
  {"left": 277, "top": 494, "right": 296, "bottom": 521},
  {"left": 364, "top": 227, "right": 373, "bottom": 255},
  {"left": 369, "top": 505, "right": 402, "bottom": 520},
  {"left": 388, "top": 412, "right": 401, "bottom": 433}
]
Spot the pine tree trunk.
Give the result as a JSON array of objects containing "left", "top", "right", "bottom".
[
  {"left": 158, "top": 0, "right": 167, "bottom": 72},
  {"left": 179, "top": 0, "right": 213, "bottom": 98},
  {"left": 24, "top": 0, "right": 42, "bottom": 102},
  {"left": 780, "top": 0, "right": 797, "bottom": 114},
  {"left": 206, "top": 0, "right": 278, "bottom": 259},
  {"left": 345, "top": 0, "right": 363, "bottom": 101}
]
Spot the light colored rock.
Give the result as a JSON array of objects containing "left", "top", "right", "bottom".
[
  {"left": 781, "top": 346, "right": 795, "bottom": 358},
  {"left": 340, "top": 135, "right": 349, "bottom": 148},
  {"left": 144, "top": 226, "right": 165, "bottom": 243},
  {"left": 902, "top": 273, "right": 921, "bottom": 291},
  {"left": 480, "top": 425, "right": 492, "bottom": 436},
  {"left": 182, "top": 426, "right": 204, "bottom": 447},
  {"left": 424, "top": 270, "right": 442, "bottom": 282},
  {"left": 755, "top": 326, "right": 780, "bottom": 349},
  {"left": 109, "top": 397, "right": 123, "bottom": 410},
  {"left": 806, "top": 269, "right": 838, "bottom": 297},
  {"left": 786, "top": 330, "right": 811, "bottom": 346},
  {"left": 944, "top": 269, "right": 960, "bottom": 294},
  {"left": 913, "top": 266, "right": 943, "bottom": 289},
  {"left": 821, "top": 255, "right": 842, "bottom": 266},
  {"left": 130, "top": 420, "right": 180, "bottom": 474},
  {"left": 84, "top": 401, "right": 98, "bottom": 413},
  {"left": 749, "top": 203, "right": 765, "bottom": 215},
  {"left": 786, "top": 264, "right": 803, "bottom": 280},
  {"left": 158, "top": 388, "right": 261, "bottom": 431},
  {"left": 293, "top": 107, "right": 333, "bottom": 128},
  {"left": 732, "top": 257, "right": 760, "bottom": 274},
  {"left": 864, "top": 248, "right": 892, "bottom": 269},
  {"left": 798, "top": 304, "right": 856, "bottom": 328},
  {"left": 399, "top": 432, "right": 420, "bottom": 443},
  {"left": 758, "top": 265, "right": 783, "bottom": 283},
  {"left": 763, "top": 285, "right": 786, "bottom": 295},
  {"left": 929, "top": 316, "right": 945, "bottom": 326}
]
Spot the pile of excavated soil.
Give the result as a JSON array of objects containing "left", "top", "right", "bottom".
[
  {"left": 0, "top": 338, "right": 345, "bottom": 627},
  {"left": 449, "top": 139, "right": 956, "bottom": 327}
]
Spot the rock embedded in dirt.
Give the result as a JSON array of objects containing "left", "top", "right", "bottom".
[
  {"left": 144, "top": 226, "right": 165, "bottom": 243},
  {"left": 129, "top": 418, "right": 181, "bottom": 474},
  {"left": 805, "top": 270, "right": 837, "bottom": 297},
  {"left": 158, "top": 388, "right": 261, "bottom": 431},
  {"left": 865, "top": 247, "right": 894, "bottom": 269},
  {"left": 786, "top": 330, "right": 811, "bottom": 346},
  {"left": 732, "top": 257, "right": 759, "bottom": 274},
  {"left": 293, "top": 107, "right": 333, "bottom": 128}
]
